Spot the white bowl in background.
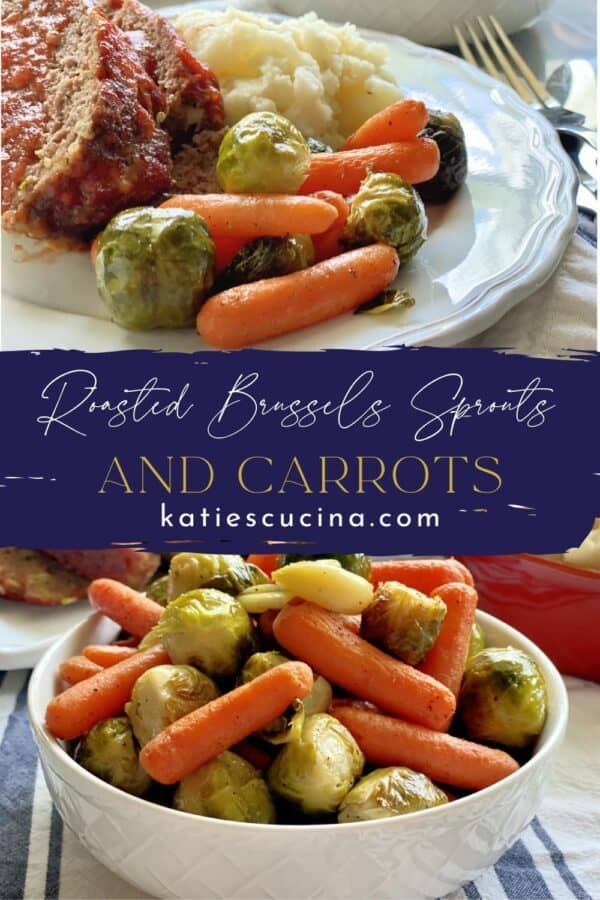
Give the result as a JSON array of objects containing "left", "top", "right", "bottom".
[
  {"left": 28, "top": 609, "right": 567, "bottom": 900},
  {"left": 272, "top": 0, "right": 550, "bottom": 47}
]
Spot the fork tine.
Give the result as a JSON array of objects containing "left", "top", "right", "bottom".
[
  {"left": 464, "top": 20, "right": 501, "bottom": 80},
  {"left": 453, "top": 24, "right": 478, "bottom": 67},
  {"left": 476, "top": 17, "right": 536, "bottom": 103},
  {"left": 488, "top": 15, "right": 553, "bottom": 104}
]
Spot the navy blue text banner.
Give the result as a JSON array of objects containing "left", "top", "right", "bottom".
[{"left": 0, "top": 348, "right": 598, "bottom": 554}]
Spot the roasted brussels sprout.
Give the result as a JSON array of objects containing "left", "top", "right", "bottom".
[
  {"left": 468, "top": 622, "right": 486, "bottom": 660},
  {"left": 174, "top": 751, "right": 276, "bottom": 824},
  {"left": 307, "top": 137, "right": 333, "bottom": 153},
  {"left": 344, "top": 172, "right": 427, "bottom": 266},
  {"left": 75, "top": 717, "right": 151, "bottom": 796},
  {"left": 417, "top": 109, "right": 468, "bottom": 202},
  {"left": 217, "top": 112, "right": 311, "bottom": 194},
  {"left": 168, "top": 553, "right": 268, "bottom": 603},
  {"left": 280, "top": 553, "right": 371, "bottom": 580},
  {"left": 146, "top": 574, "right": 170, "bottom": 607},
  {"left": 154, "top": 589, "right": 256, "bottom": 678},
  {"left": 125, "top": 664, "right": 219, "bottom": 747},
  {"left": 216, "top": 235, "right": 314, "bottom": 291},
  {"left": 239, "top": 651, "right": 305, "bottom": 744},
  {"left": 338, "top": 767, "right": 448, "bottom": 822},
  {"left": 267, "top": 713, "right": 364, "bottom": 816},
  {"left": 361, "top": 582, "right": 447, "bottom": 665},
  {"left": 95, "top": 207, "right": 215, "bottom": 330},
  {"left": 459, "top": 647, "right": 547, "bottom": 749},
  {"left": 137, "top": 623, "right": 163, "bottom": 652}
]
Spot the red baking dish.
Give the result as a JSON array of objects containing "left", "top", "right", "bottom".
[{"left": 457, "top": 555, "right": 600, "bottom": 682}]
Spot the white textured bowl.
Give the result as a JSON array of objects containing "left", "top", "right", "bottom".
[
  {"left": 272, "top": 0, "right": 550, "bottom": 47},
  {"left": 29, "top": 610, "right": 567, "bottom": 900}
]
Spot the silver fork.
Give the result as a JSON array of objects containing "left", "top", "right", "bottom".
[{"left": 454, "top": 16, "right": 597, "bottom": 151}]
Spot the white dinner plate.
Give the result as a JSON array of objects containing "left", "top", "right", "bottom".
[
  {"left": 1, "top": 11, "right": 577, "bottom": 351},
  {"left": 0, "top": 599, "right": 90, "bottom": 671}
]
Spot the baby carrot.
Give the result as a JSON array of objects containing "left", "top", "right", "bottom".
[
  {"left": 87, "top": 578, "right": 163, "bottom": 638},
  {"left": 341, "top": 100, "right": 429, "bottom": 150},
  {"left": 310, "top": 191, "right": 350, "bottom": 262},
  {"left": 331, "top": 703, "right": 519, "bottom": 791},
  {"left": 338, "top": 613, "right": 362, "bottom": 635},
  {"left": 258, "top": 609, "right": 278, "bottom": 640},
  {"left": 246, "top": 553, "right": 282, "bottom": 578},
  {"left": 233, "top": 740, "right": 273, "bottom": 772},
  {"left": 299, "top": 139, "right": 440, "bottom": 195},
  {"left": 140, "top": 661, "right": 313, "bottom": 784},
  {"left": 82, "top": 644, "right": 138, "bottom": 667},
  {"left": 273, "top": 601, "right": 455, "bottom": 731},
  {"left": 214, "top": 236, "right": 247, "bottom": 273},
  {"left": 370, "top": 558, "right": 474, "bottom": 592},
  {"left": 261, "top": 608, "right": 360, "bottom": 638},
  {"left": 419, "top": 583, "right": 479, "bottom": 697},
  {"left": 160, "top": 194, "right": 337, "bottom": 238},
  {"left": 46, "top": 645, "right": 169, "bottom": 740},
  {"left": 197, "top": 243, "right": 399, "bottom": 349},
  {"left": 59, "top": 655, "right": 102, "bottom": 686}
]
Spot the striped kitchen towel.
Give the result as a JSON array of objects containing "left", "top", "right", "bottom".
[{"left": 0, "top": 671, "right": 598, "bottom": 900}]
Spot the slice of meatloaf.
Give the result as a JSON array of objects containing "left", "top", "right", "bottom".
[
  {"left": 1, "top": 0, "right": 172, "bottom": 241},
  {"left": 0, "top": 548, "right": 89, "bottom": 606},
  {"left": 45, "top": 549, "right": 161, "bottom": 589},
  {"left": 101, "top": 0, "right": 225, "bottom": 149}
]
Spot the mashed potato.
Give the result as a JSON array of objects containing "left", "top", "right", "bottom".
[{"left": 175, "top": 9, "right": 402, "bottom": 149}]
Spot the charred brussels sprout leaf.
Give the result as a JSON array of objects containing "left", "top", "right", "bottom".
[
  {"left": 417, "top": 109, "right": 468, "bottom": 202},
  {"left": 344, "top": 172, "right": 427, "bottom": 266},
  {"left": 361, "top": 581, "right": 447, "bottom": 665},
  {"left": 168, "top": 553, "right": 268, "bottom": 602},
  {"left": 75, "top": 717, "right": 151, "bottom": 796},
  {"left": 280, "top": 553, "right": 371, "bottom": 580},
  {"left": 125, "top": 664, "right": 219, "bottom": 747},
  {"left": 307, "top": 137, "right": 333, "bottom": 153},
  {"left": 267, "top": 713, "right": 364, "bottom": 816},
  {"left": 174, "top": 751, "right": 276, "bottom": 823},
  {"left": 217, "top": 112, "right": 311, "bottom": 193},
  {"left": 338, "top": 767, "right": 448, "bottom": 822},
  {"left": 154, "top": 588, "right": 256, "bottom": 678},
  {"left": 216, "top": 235, "right": 314, "bottom": 292},
  {"left": 458, "top": 646, "right": 547, "bottom": 749},
  {"left": 355, "top": 288, "right": 416, "bottom": 316},
  {"left": 95, "top": 207, "right": 215, "bottom": 329}
]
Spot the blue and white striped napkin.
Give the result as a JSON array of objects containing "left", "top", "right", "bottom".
[{"left": 0, "top": 670, "right": 597, "bottom": 900}]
